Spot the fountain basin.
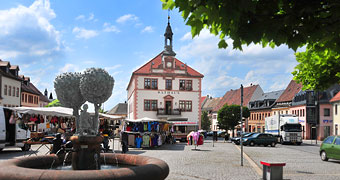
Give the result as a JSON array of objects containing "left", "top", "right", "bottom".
[{"left": 0, "top": 153, "right": 169, "bottom": 180}]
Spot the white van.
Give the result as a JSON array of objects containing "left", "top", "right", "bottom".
[{"left": 0, "top": 107, "right": 31, "bottom": 151}]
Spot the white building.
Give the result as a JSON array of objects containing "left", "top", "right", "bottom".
[
  {"left": 0, "top": 61, "right": 21, "bottom": 107},
  {"left": 127, "top": 20, "right": 204, "bottom": 131}
]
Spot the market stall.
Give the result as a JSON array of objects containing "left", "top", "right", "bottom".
[{"left": 121, "top": 117, "right": 172, "bottom": 148}]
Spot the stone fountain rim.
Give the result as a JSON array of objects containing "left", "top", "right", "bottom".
[{"left": 0, "top": 153, "right": 169, "bottom": 180}]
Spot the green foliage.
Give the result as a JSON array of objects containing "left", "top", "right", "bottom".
[
  {"left": 99, "top": 108, "right": 106, "bottom": 114},
  {"left": 46, "top": 99, "right": 61, "bottom": 107},
  {"left": 162, "top": 0, "right": 340, "bottom": 90},
  {"left": 201, "top": 111, "right": 211, "bottom": 131},
  {"left": 293, "top": 44, "right": 340, "bottom": 91},
  {"left": 217, "top": 104, "right": 249, "bottom": 131}
]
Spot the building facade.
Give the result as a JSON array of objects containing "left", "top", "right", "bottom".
[
  {"left": 127, "top": 21, "right": 204, "bottom": 130},
  {"left": 201, "top": 95, "right": 222, "bottom": 131},
  {"left": 248, "top": 90, "right": 284, "bottom": 133},
  {"left": 0, "top": 61, "right": 21, "bottom": 107},
  {"left": 211, "top": 84, "right": 263, "bottom": 132},
  {"left": 330, "top": 92, "right": 340, "bottom": 136},
  {"left": 20, "top": 76, "right": 40, "bottom": 107}
]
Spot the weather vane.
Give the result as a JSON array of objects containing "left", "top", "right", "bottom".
[{"left": 168, "top": 9, "right": 170, "bottom": 23}]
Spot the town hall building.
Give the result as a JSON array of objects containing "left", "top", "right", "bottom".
[{"left": 126, "top": 20, "right": 204, "bottom": 135}]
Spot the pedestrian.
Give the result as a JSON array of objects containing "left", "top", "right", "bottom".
[{"left": 51, "top": 133, "right": 63, "bottom": 154}]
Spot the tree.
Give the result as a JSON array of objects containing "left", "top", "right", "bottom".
[
  {"left": 217, "top": 104, "right": 250, "bottom": 137},
  {"left": 80, "top": 68, "right": 115, "bottom": 134},
  {"left": 162, "top": 0, "right": 340, "bottom": 90},
  {"left": 54, "top": 72, "right": 85, "bottom": 134},
  {"left": 292, "top": 44, "right": 340, "bottom": 90},
  {"left": 46, "top": 99, "right": 61, "bottom": 107},
  {"left": 201, "top": 111, "right": 211, "bottom": 131}
]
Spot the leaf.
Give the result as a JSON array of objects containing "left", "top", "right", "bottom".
[{"left": 218, "top": 39, "right": 228, "bottom": 49}]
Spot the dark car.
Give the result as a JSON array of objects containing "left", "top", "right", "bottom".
[
  {"left": 242, "top": 133, "right": 277, "bottom": 147},
  {"left": 320, "top": 136, "right": 340, "bottom": 161},
  {"left": 206, "top": 131, "right": 213, "bottom": 136},
  {"left": 232, "top": 133, "right": 256, "bottom": 145}
]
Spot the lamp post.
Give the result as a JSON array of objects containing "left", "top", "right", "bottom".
[{"left": 240, "top": 84, "right": 244, "bottom": 166}]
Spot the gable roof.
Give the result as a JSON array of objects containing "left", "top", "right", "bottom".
[
  {"left": 213, "top": 85, "right": 260, "bottom": 112},
  {"left": 200, "top": 96, "right": 207, "bottom": 105},
  {"left": 108, "top": 103, "right": 127, "bottom": 115},
  {"left": 276, "top": 80, "right": 302, "bottom": 103},
  {"left": 133, "top": 53, "right": 203, "bottom": 77},
  {"left": 127, "top": 52, "right": 204, "bottom": 89},
  {"left": 255, "top": 90, "right": 284, "bottom": 101},
  {"left": 21, "top": 81, "right": 41, "bottom": 96},
  {"left": 202, "top": 97, "right": 222, "bottom": 111},
  {"left": 330, "top": 91, "right": 340, "bottom": 102}
]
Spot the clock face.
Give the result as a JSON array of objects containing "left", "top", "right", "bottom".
[{"left": 167, "top": 62, "right": 172, "bottom": 68}]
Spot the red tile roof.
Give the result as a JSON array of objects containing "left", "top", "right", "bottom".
[
  {"left": 213, "top": 85, "right": 260, "bottom": 112},
  {"left": 276, "top": 80, "right": 302, "bottom": 103},
  {"left": 330, "top": 91, "right": 340, "bottom": 102},
  {"left": 133, "top": 53, "right": 203, "bottom": 77},
  {"left": 127, "top": 52, "right": 204, "bottom": 89},
  {"left": 200, "top": 96, "right": 207, "bottom": 105}
]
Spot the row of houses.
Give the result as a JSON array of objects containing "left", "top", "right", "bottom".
[
  {"left": 0, "top": 60, "right": 53, "bottom": 108},
  {"left": 202, "top": 80, "right": 340, "bottom": 141}
]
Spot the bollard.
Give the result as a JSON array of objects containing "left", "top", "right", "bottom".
[{"left": 260, "top": 161, "right": 286, "bottom": 180}]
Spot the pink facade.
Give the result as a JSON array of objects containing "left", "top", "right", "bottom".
[
  {"left": 318, "top": 104, "right": 333, "bottom": 140},
  {"left": 289, "top": 106, "right": 309, "bottom": 139}
]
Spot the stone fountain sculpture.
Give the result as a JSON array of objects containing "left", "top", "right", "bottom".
[
  {"left": 54, "top": 68, "right": 114, "bottom": 170},
  {"left": 0, "top": 67, "right": 169, "bottom": 179}
]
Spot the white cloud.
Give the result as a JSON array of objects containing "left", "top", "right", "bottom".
[
  {"left": 116, "top": 14, "right": 138, "bottom": 24},
  {"left": 75, "top": 15, "right": 85, "bottom": 21},
  {"left": 180, "top": 32, "right": 192, "bottom": 41},
  {"left": 103, "top": 23, "right": 120, "bottom": 33},
  {"left": 58, "top": 63, "right": 80, "bottom": 74},
  {"left": 105, "top": 64, "right": 122, "bottom": 71},
  {"left": 0, "top": 0, "right": 63, "bottom": 63},
  {"left": 72, "top": 27, "right": 98, "bottom": 39},
  {"left": 75, "top": 13, "right": 97, "bottom": 22},
  {"left": 141, "top": 26, "right": 154, "bottom": 33},
  {"left": 177, "top": 29, "right": 297, "bottom": 97}
]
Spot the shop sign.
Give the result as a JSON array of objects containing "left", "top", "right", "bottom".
[{"left": 158, "top": 91, "right": 180, "bottom": 95}]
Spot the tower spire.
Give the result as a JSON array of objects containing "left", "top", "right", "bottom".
[{"left": 163, "top": 11, "right": 176, "bottom": 56}]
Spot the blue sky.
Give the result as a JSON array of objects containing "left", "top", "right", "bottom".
[{"left": 0, "top": 0, "right": 299, "bottom": 111}]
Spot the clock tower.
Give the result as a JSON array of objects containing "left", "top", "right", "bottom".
[{"left": 162, "top": 16, "right": 176, "bottom": 69}]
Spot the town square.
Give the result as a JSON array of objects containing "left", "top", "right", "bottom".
[{"left": 0, "top": 0, "right": 339, "bottom": 180}]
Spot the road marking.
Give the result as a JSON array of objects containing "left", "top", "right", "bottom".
[{"left": 234, "top": 144, "right": 262, "bottom": 176}]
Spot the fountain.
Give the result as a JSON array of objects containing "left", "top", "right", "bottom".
[{"left": 0, "top": 68, "right": 169, "bottom": 180}]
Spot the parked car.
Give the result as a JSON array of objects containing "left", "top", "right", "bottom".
[
  {"left": 217, "top": 131, "right": 226, "bottom": 137},
  {"left": 242, "top": 133, "right": 277, "bottom": 147},
  {"left": 320, "top": 136, "right": 340, "bottom": 161},
  {"left": 232, "top": 133, "right": 256, "bottom": 145},
  {"left": 206, "top": 131, "right": 213, "bottom": 136}
]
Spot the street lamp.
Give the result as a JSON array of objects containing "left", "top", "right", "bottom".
[{"left": 240, "top": 84, "right": 244, "bottom": 167}]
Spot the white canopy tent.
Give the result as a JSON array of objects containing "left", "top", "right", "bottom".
[
  {"left": 9, "top": 106, "right": 73, "bottom": 117},
  {"left": 9, "top": 107, "right": 123, "bottom": 120}
]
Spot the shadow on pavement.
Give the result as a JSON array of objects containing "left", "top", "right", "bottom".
[{"left": 0, "top": 149, "right": 26, "bottom": 160}]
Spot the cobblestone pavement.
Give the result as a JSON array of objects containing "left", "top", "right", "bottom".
[
  {"left": 0, "top": 139, "right": 339, "bottom": 180},
  {"left": 242, "top": 143, "right": 340, "bottom": 180},
  {"left": 128, "top": 140, "right": 259, "bottom": 180}
]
